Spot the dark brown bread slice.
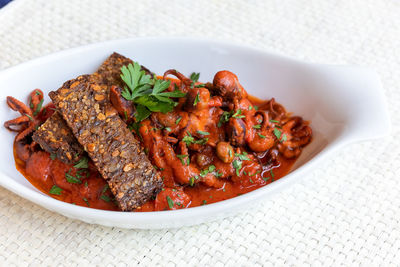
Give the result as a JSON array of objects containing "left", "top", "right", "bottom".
[
  {"left": 33, "top": 52, "right": 133, "bottom": 164},
  {"left": 32, "top": 112, "right": 84, "bottom": 164},
  {"left": 49, "top": 75, "right": 162, "bottom": 211}
]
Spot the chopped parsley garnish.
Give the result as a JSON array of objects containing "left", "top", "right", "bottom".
[
  {"left": 199, "top": 165, "right": 216, "bottom": 177},
  {"left": 120, "top": 62, "right": 185, "bottom": 121},
  {"left": 102, "top": 184, "right": 109, "bottom": 194},
  {"left": 281, "top": 134, "right": 288, "bottom": 142},
  {"left": 252, "top": 124, "right": 261, "bottom": 129},
  {"left": 258, "top": 133, "right": 266, "bottom": 139},
  {"left": 128, "top": 121, "right": 142, "bottom": 139},
  {"left": 175, "top": 116, "right": 182, "bottom": 125},
  {"left": 262, "top": 177, "right": 270, "bottom": 182},
  {"left": 249, "top": 170, "right": 261, "bottom": 177},
  {"left": 270, "top": 169, "right": 275, "bottom": 178},
  {"left": 273, "top": 128, "right": 282, "bottom": 140},
  {"left": 166, "top": 196, "right": 174, "bottom": 209},
  {"left": 50, "top": 153, "right": 57, "bottom": 160},
  {"left": 25, "top": 114, "right": 34, "bottom": 121},
  {"left": 249, "top": 178, "right": 254, "bottom": 183},
  {"left": 232, "top": 109, "right": 245, "bottom": 119},
  {"left": 177, "top": 154, "right": 190, "bottom": 166},
  {"left": 254, "top": 106, "right": 259, "bottom": 111},
  {"left": 164, "top": 127, "right": 172, "bottom": 132},
  {"left": 84, "top": 181, "right": 88, "bottom": 187},
  {"left": 197, "top": 130, "right": 210, "bottom": 136},
  {"left": 195, "top": 83, "right": 206, "bottom": 88},
  {"left": 100, "top": 195, "right": 111, "bottom": 202},
  {"left": 201, "top": 200, "right": 207, "bottom": 205},
  {"left": 65, "top": 170, "right": 82, "bottom": 184},
  {"left": 49, "top": 185, "right": 62, "bottom": 195},
  {"left": 182, "top": 132, "right": 208, "bottom": 145},
  {"left": 189, "top": 177, "right": 195, "bottom": 186},
  {"left": 270, "top": 119, "right": 280, "bottom": 123},
  {"left": 214, "top": 170, "right": 223, "bottom": 178},
  {"left": 193, "top": 92, "right": 200, "bottom": 106},
  {"left": 232, "top": 160, "right": 242, "bottom": 176},
  {"left": 235, "top": 151, "right": 250, "bottom": 161},
  {"left": 83, "top": 197, "right": 90, "bottom": 206},
  {"left": 73, "top": 156, "right": 89, "bottom": 169},
  {"left": 190, "top": 72, "right": 200, "bottom": 83},
  {"left": 218, "top": 111, "right": 232, "bottom": 127},
  {"left": 33, "top": 99, "right": 44, "bottom": 116}
]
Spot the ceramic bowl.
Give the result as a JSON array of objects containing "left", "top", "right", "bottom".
[{"left": 0, "top": 38, "right": 390, "bottom": 228}]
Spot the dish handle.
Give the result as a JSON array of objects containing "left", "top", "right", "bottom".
[{"left": 314, "top": 65, "right": 391, "bottom": 144}]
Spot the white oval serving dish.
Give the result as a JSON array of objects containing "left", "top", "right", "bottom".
[{"left": 0, "top": 38, "right": 391, "bottom": 229}]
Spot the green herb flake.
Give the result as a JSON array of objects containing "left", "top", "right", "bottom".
[
  {"left": 258, "top": 133, "right": 266, "bottom": 139},
  {"left": 50, "top": 153, "right": 57, "bottom": 160},
  {"left": 164, "top": 127, "right": 172, "bottom": 132},
  {"left": 73, "top": 156, "right": 89, "bottom": 169},
  {"left": 190, "top": 72, "right": 200, "bottom": 83},
  {"left": 182, "top": 134, "right": 195, "bottom": 145},
  {"left": 166, "top": 196, "right": 174, "bottom": 209},
  {"left": 83, "top": 197, "right": 90, "bottom": 206},
  {"left": 176, "top": 154, "right": 190, "bottom": 166},
  {"left": 65, "top": 170, "right": 82, "bottom": 184},
  {"left": 218, "top": 111, "right": 232, "bottom": 127},
  {"left": 200, "top": 165, "right": 216, "bottom": 177},
  {"left": 232, "top": 160, "right": 242, "bottom": 176},
  {"left": 232, "top": 109, "right": 245, "bottom": 119},
  {"left": 270, "top": 169, "right": 275, "bottom": 178},
  {"left": 252, "top": 124, "right": 261, "bottom": 129},
  {"left": 49, "top": 185, "right": 62, "bottom": 195},
  {"left": 281, "top": 134, "right": 288, "bottom": 142},
  {"left": 273, "top": 128, "right": 282, "bottom": 140},
  {"left": 249, "top": 170, "right": 261, "bottom": 177},
  {"left": 254, "top": 106, "right": 259, "bottom": 111},
  {"left": 270, "top": 119, "right": 280, "bottom": 123},
  {"left": 194, "top": 83, "right": 206, "bottom": 88},
  {"left": 249, "top": 178, "right": 254, "bottom": 184},
  {"left": 189, "top": 177, "right": 195, "bottom": 187},
  {"left": 235, "top": 152, "right": 250, "bottom": 161},
  {"left": 175, "top": 116, "right": 182, "bottom": 125},
  {"left": 33, "top": 99, "right": 44, "bottom": 116},
  {"left": 100, "top": 195, "right": 111, "bottom": 202},
  {"left": 197, "top": 130, "right": 210, "bottom": 136},
  {"left": 214, "top": 170, "right": 223, "bottom": 178},
  {"left": 193, "top": 92, "right": 200, "bottom": 106},
  {"left": 102, "top": 184, "right": 109, "bottom": 194},
  {"left": 201, "top": 200, "right": 207, "bottom": 205},
  {"left": 25, "top": 114, "right": 34, "bottom": 122}
]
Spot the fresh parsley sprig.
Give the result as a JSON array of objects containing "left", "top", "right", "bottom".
[{"left": 120, "top": 63, "right": 186, "bottom": 121}]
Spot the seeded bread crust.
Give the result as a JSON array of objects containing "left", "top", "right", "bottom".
[
  {"left": 32, "top": 52, "right": 133, "bottom": 164},
  {"left": 32, "top": 112, "right": 84, "bottom": 164},
  {"left": 49, "top": 75, "right": 162, "bottom": 211}
]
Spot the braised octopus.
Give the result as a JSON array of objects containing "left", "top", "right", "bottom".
[{"left": 5, "top": 69, "right": 312, "bottom": 211}]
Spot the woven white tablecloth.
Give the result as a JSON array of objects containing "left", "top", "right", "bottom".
[{"left": 1, "top": 0, "right": 399, "bottom": 266}]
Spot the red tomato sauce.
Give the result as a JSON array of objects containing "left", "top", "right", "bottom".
[
  {"left": 10, "top": 72, "right": 311, "bottom": 212},
  {"left": 13, "top": 96, "right": 296, "bottom": 212}
]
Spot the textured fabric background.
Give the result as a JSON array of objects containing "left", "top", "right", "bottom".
[{"left": 0, "top": 0, "right": 399, "bottom": 266}]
